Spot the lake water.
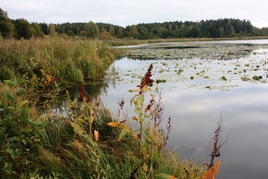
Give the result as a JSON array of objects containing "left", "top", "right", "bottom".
[{"left": 96, "top": 39, "right": 268, "bottom": 178}]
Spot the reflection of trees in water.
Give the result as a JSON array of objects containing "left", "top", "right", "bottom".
[
  {"left": 44, "top": 81, "right": 108, "bottom": 116},
  {"left": 67, "top": 80, "right": 109, "bottom": 101},
  {"left": 104, "top": 63, "right": 120, "bottom": 89},
  {"left": 123, "top": 43, "right": 268, "bottom": 60}
]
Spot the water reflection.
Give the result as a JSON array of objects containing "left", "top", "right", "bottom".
[
  {"left": 102, "top": 72, "right": 268, "bottom": 179},
  {"left": 66, "top": 79, "right": 108, "bottom": 101},
  {"left": 83, "top": 40, "right": 268, "bottom": 178}
]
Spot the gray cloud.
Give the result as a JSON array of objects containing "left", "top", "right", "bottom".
[{"left": 0, "top": 0, "right": 267, "bottom": 27}]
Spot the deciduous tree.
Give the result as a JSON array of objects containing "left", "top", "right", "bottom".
[
  {"left": 85, "top": 21, "right": 100, "bottom": 38},
  {"left": 0, "top": 8, "right": 15, "bottom": 38},
  {"left": 32, "top": 23, "right": 44, "bottom": 37},
  {"left": 14, "top": 19, "right": 34, "bottom": 39}
]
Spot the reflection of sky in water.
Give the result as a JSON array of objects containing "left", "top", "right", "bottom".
[
  {"left": 102, "top": 81, "right": 268, "bottom": 178},
  {"left": 102, "top": 41, "right": 268, "bottom": 179}
]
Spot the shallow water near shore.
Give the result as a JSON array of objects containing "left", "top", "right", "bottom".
[{"left": 85, "top": 39, "right": 268, "bottom": 178}]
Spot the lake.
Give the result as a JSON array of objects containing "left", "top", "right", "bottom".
[{"left": 88, "top": 39, "right": 268, "bottom": 178}]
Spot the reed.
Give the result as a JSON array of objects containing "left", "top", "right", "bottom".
[{"left": 0, "top": 36, "right": 115, "bottom": 84}]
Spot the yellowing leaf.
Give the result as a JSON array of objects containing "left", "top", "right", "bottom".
[
  {"left": 129, "top": 89, "right": 140, "bottom": 93},
  {"left": 201, "top": 160, "right": 221, "bottom": 179},
  {"left": 131, "top": 116, "right": 138, "bottom": 120},
  {"left": 65, "top": 119, "right": 71, "bottom": 125},
  {"left": 107, "top": 121, "right": 127, "bottom": 130},
  {"left": 107, "top": 122, "right": 121, "bottom": 127},
  {"left": 45, "top": 75, "right": 52, "bottom": 85},
  {"left": 119, "top": 123, "right": 127, "bottom": 130},
  {"left": 94, "top": 130, "right": 99, "bottom": 141}
]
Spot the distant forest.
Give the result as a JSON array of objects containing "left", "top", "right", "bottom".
[{"left": 1, "top": 7, "right": 268, "bottom": 40}]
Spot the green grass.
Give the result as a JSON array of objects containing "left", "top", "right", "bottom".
[
  {"left": 0, "top": 38, "right": 211, "bottom": 178},
  {"left": 0, "top": 79, "right": 206, "bottom": 179},
  {"left": 0, "top": 81, "right": 196, "bottom": 178}
]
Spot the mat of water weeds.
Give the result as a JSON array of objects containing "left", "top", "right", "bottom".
[{"left": 110, "top": 40, "right": 268, "bottom": 91}]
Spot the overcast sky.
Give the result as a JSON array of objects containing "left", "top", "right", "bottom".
[{"left": 1, "top": 0, "right": 267, "bottom": 28}]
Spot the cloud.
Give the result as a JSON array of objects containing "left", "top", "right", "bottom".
[{"left": 0, "top": 0, "right": 268, "bottom": 27}]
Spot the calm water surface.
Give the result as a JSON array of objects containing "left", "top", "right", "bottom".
[{"left": 100, "top": 40, "right": 268, "bottom": 179}]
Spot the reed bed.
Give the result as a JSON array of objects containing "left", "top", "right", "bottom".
[{"left": 0, "top": 36, "right": 115, "bottom": 84}]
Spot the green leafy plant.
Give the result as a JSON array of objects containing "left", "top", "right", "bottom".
[{"left": 0, "top": 80, "right": 45, "bottom": 177}]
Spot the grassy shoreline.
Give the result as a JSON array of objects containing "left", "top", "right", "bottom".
[
  {"left": 0, "top": 36, "right": 115, "bottom": 84},
  {"left": 0, "top": 37, "right": 223, "bottom": 178},
  {"left": 108, "top": 36, "right": 268, "bottom": 46}
]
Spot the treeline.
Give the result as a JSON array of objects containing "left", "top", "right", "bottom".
[{"left": 1, "top": 7, "right": 268, "bottom": 40}]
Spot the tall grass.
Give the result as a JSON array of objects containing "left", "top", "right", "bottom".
[
  {"left": 0, "top": 45, "right": 222, "bottom": 178},
  {"left": 0, "top": 79, "right": 207, "bottom": 179},
  {"left": 0, "top": 36, "right": 115, "bottom": 84}
]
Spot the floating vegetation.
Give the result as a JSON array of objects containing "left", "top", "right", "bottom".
[
  {"left": 221, "top": 76, "right": 227, "bottom": 81},
  {"left": 113, "top": 40, "right": 268, "bottom": 91},
  {"left": 121, "top": 42, "right": 268, "bottom": 60},
  {"left": 156, "top": 79, "right": 167, "bottom": 84},
  {"left": 241, "top": 76, "right": 250, "bottom": 81},
  {"left": 162, "top": 62, "right": 168, "bottom": 66},
  {"left": 252, "top": 75, "right": 262, "bottom": 80},
  {"left": 177, "top": 69, "right": 184, "bottom": 75}
]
